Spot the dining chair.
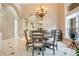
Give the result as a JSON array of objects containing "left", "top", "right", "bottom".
[
  {"left": 24, "top": 29, "right": 32, "bottom": 51},
  {"left": 31, "top": 30, "right": 44, "bottom": 56},
  {"left": 43, "top": 30, "right": 48, "bottom": 40},
  {"left": 51, "top": 30, "right": 58, "bottom": 50},
  {"left": 56, "top": 30, "right": 62, "bottom": 41},
  {"left": 44, "top": 30, "right": 58, "bottom": 55}
]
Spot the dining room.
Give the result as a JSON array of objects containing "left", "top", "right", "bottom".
[
  {"left": 20, "top": 3, "right": 77, "bottom": 56},
  {"left": 0, "top": 3, "right": 79, "bottom": 56}
]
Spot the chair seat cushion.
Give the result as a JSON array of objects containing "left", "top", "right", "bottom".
[
  {"left": 28, "top": 44, "right": 33, "bottom": 46},
  {"left": 34, "top": 43, "right": 42, "bottom": 47},
  {"left": 45, "top": 38, "right": 57, "bottom": 45},
  {"left": 28, "top": 40, "right": 32, "bottom": 42},
  {"left": 46, "top": 38, "right": 54, "bottom": 44}
]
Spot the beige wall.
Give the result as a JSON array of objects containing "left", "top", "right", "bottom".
[
  {"left": 58, "top": 4, "right": 65, "bottom": 32},
  {"left": 21, "top": 4, "right": 65, "bottom": 31},
  {"left": 57, "top": 4, "right": 65, "bottom": 39}
]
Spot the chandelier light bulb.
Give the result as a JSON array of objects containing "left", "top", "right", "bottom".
[
  {"left": 45, "top": 8, "right": 47, "bottom": 13},
  {"left": 42, "top": 6, "right": 44, "bottom": 9},
  {"left": 45, "top": 8, "right": 47, "bottom": 11},
  {"left": 37, "top": 8, "right": 39, "bottom": 10}
]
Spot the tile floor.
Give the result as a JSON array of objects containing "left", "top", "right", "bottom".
[{"left": 0, "top": 37, "right": 76, "bottom": 56}]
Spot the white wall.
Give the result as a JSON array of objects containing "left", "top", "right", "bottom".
[
  {"left": 0, "top": 32, "right": 2, "bottom": 49},
  {"left": 0, "top": 4, "right": 23, "bottom": 40},
  {"left": 0, "top": 4, "right": 2, "bottom": 49}
]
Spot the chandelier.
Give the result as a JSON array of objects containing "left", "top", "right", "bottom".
[{"left": 36, "top": 4, "right": 47, "bottom": 18}]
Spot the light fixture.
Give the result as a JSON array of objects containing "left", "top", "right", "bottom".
[{"left": 36, "top": 4, "right": 47, "bottom": 18}]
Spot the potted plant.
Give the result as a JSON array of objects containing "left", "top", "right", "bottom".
[{"left": 76, "top": 49, "right": 79, "bottom": 56}]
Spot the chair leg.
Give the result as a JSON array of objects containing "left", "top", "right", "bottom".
[
  {"left": 53, "top": 45, "right": 55, "bottom": 55},
  {"left": 44, "top": 44, "right": 46, "bottom": 51},
  {"left": 27, "top": 46, "right": 28, "bottom": 51},
  {"left": 56, "top": 44, "right": 58, "bottom": 51},
  {"left": 25, "top": 41, "right": 27, "bottom": 47},
  {"left": 42, "top": 47, "right": 44, "bottom": 56},
  {"left": 26, "top": 43, "right": 28, "bottom": 51},
  {"left": 25, "top": 42, "right": 28, "bottom": 51},
  {"left": 32, "top": 47, "right": 34, "bottom": 56}
]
